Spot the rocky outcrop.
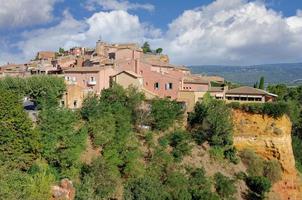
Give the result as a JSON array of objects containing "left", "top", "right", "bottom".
[
  {"left": 232, "top": 109, "right": 302, "bottom": 200},
  {"left": 52, "top": 179, "right": 75, "bottom": 200}
]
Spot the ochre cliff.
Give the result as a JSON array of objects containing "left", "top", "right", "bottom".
[{"left": 232, "top": 109, "right": 302, "bottom": 200}]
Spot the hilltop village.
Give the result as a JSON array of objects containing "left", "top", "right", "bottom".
[{"left": 0, "top": 40, "right": 277, "bottom": 111}]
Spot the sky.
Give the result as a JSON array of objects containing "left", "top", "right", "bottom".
[{"left": 0, "top": 0, "right": 302, "bottom": 66}]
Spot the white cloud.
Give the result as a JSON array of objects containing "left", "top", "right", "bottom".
[
  {"left": 1, "top": 0, "right": 302, "bottom": 66},
  {"left": 155, "top": 0, "right": 302, "bottom": 65},
  {"left": 0, "top": 0, "right": 58, "bottom": 29},
  {"left": 85, "top": 0, "right": 154, "bottom": 12}
]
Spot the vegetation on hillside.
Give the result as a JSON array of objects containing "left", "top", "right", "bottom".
[{"left": 0, "top": 75, "right": 301, "bottom": 199}]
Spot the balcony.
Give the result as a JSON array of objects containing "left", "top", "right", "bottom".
[{"left": 87, "top": 80, "right": 97, "bottom": 86}]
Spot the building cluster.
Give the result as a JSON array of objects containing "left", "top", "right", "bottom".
[{"left": 0, "top": 40, "right": 277, "bottom": 111}]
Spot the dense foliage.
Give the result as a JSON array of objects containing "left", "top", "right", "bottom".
[
  {"left": 0, "top": 76, "right": 85, "bottom": 199},
  {"left": 150, "top": 98, "right": 184, "bottom": 131},
  {"left": 188, "top": 94, "right": 238, "bottom": 163},
  {"left": 0, "top": 88, "right": 40, "bottom": 170},
  {"left": 0, "top": 75, "right": 66, "bottom": 108},
  {"left": 3, "top": 75, "right": 300, "bottom": 199},
  {"left": 227, "top": 101, "right": 290, "bottom": 118}
]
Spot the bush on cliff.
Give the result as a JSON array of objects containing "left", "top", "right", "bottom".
[
  {"left": 214, "top": 172, "right": 237, "bottom": 199},
  {"left": 228, "top": 102, "right": 290, "bottom": 118},
  {"left": 246, "top": 176, "right": 271, "bottom": 200},
  {"left": 239, "top": 149, "right": 282, "bottom": 183}
]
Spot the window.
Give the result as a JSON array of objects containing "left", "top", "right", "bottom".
[
  {"left": 154, "top": 82, "right": 160, "bottom": 89},
  {"left": 72, "top": 77, "right": 76, "bottom": 82},
  {"left": 165, "top": 83, "right": 173, "bottom": 90},
  {"left": 61, "top": 101, "right": 65, "bottom": 107},
  {"left": 90, "top": 77, "right": 95, "bottom": 81},
  {"left": 109, "top": 52, "right": 116, "bottom": 60},
  {"left": 73, "top": 100, "right": 77, "bottom": 108}
]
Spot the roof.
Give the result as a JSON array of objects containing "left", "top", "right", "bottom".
[
  {"left": 113, "top": 70, "right": 143, "bottom": 78},
  {"left": 142, "top": 60, "right": 189, "bottom": 71},
  {"left": 64, "top": 66, "right": 105, "bottom": 72},
  {"left": 209, "top": 87, "right": 225, "bottom": 92},
  {"left": 183, "top": 75, "right": 209, "bottom": 84},
  {"left": 226, "top": 86, "right": 278, "bottom": 97}
]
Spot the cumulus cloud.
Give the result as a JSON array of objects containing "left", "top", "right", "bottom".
[
  {"left": 157, "top": 0, "right": 302, "bottom": 65},
  {"left": 0, "top": 0, "right": 58, "bottom": 29},
  {"left": 85, "top": 0, "right": 154, "bottom": 12},
  {"left": 1, "top": 0, "right": 302, "bottom": 66}
]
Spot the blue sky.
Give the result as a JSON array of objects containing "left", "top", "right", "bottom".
[{"left": 0, "top": 0, "right": 302, "bottom": 65}]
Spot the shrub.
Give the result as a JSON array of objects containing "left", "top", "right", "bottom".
[
  {"left": 124, "top": 176, "right": 168, "bottom": 200},
  {"left": 77, "top": 159, "right": 120, "bottom": 200},
  {"left": 189, "top": 168, "right": 219, "bottom": 200},
  {"left": 246, "top": 176, "right": 271, "bottom": 199},
  {"left": 227, "top": 102, "right": 240, "bottom": 109},
  {"left": 164, "top": 172, "right": 191, "bottom": 200},
  {"left": 214, "top": 172, "right": 237, "bottom": 199},
  {"left": 209, "top": 146, "right": 225, "bottom": 161},
  {"left": 239, "top": 149, "right": 264, "bottom": 176},
  {"left": 262, "top": 102, "right": 289, "bottom": 118},
  {"left": 169, "top": 130, "right": 192, "bottom": 162},
  {"left": 263, "top": 160, "right": 282, "bottom": 183},
  {"left": 158, "top": 136, "right": 169, "bottom": 148},
  {"left": 228, "top": 102, "right": 290, "bottom": 118},
  {"left": 224, "top": 147, "right": 240, "bottom": 164}
]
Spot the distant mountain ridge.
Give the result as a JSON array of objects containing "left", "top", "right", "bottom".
[{"left": 189, "top": 63, "right": 302, "bottom": 86}]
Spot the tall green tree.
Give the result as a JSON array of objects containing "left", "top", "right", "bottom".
[
  {"left": 0, "top": 88, "right": 40, "bottom": 170},
  {"left": 142, "top": 42, "right": 152, "bottom": 53},
  {"left": 259, "top": 76, "right": 265, "bottom": 90}
]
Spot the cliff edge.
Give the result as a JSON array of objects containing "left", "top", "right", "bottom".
[{"left": 232, "top": 109, "right": 302, "bottom": 200}]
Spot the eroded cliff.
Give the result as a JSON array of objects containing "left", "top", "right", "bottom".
[{"left": 232, "top": 109, "right": 302, "bottom": 200}]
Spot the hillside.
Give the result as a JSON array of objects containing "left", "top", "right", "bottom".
[
  {"left": 189, "top": 63, "right": 302, "bottom": 86},
  {"left": 0, "top": 77, "right": 302, "bottom": 200}
]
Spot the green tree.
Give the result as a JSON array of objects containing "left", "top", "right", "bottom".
[
  {"left": 59, "top": 47, "right": 65, "bottom": 54},
  {"left": 156, "top": 48, "right": 163, "bottom": 54},
  {"left": 0, "top": 88, "right": 40, "bottom": 170},
  {"left": 259, "top": 76, "right": 265, "bottom": 90},
  {"left": 38, "top": 108, "right": 87, "bottom": 178},
  {"left": 142, "top": 42, "right": 152, "bottom": 53},
  {"left": 150, "top": 98, "right": 184, "bottom": 131}
]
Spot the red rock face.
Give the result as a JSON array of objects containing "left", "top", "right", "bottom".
[
  {"left": 52, "top": 179, "right": 75, "bottom": 200},
  {"left": 232, "top": 110, "right": 302, "bottom": 199}
]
